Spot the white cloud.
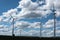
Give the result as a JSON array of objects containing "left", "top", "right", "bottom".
[
  {"left": 17, "top": 8, "right": 52, "bottom": 19},
  {"left": 1, "top": 0, "right": 59, "bottom": 22},
  {"left": 0, "top": 8, "right": 18, "bottom": 22},
  {"left": 56, "top": 21, "right": 60, "bottom": 36},
  {"left": 0, "top": 25, "right": 12, "bottom": 35},
  {"left": 14, "top": 21, "right": 41, "bottom": 36},
  {"left": 0, "top": 16, "right": 3, "bottom": 22},
  {"left": 0, "top": 25, "right": 4, "bottom": 29},
  {"left": 54, "top": 0, "right": 60, "bottom": 17},
  {"left": 55, "top": 10, "right": 60, "bottom": 17},
  {"left": 2, "top": 8, "right": 17, "bottom": 18},
  {"left": 0, "top": 0, "right": 54, "bottom": 21},
  {"left": 13, "top": 20, "right": 60, "bottom": 36},
  {"left": 56, "top": 21, "right": 60, "bottom": 27},
  {"left": 14, "top": 21, "right": 30, "bottom": 29},
  {"left": 14, "top": 21, "right": 41, "bottom": 29},
  {"left": 43, "top": 19, "right": 54, "bottom": 28},
  {"left": 42, "top": 29, "right": 54, "bottom": 37},
  {"left": 17, "top": 0, "right": 31, "bottom": 8},
  {"left": 29, "top": 22, "right": 41, "bottom": 28},
  {"left": 56, "top": 30, "right": 60, "bottom": 36},
  {"left": 42, "top": 19, "right": 60, "bottom": 37},
  {"left": 15, "top": 29, "right": 40, "bottom": 37},
  {"left": 3, "top": 17, "right": 10, "bottom": 22},
  {"left": 54, "top": 0, "right": 60, "bottom": 9},
  {"left": 16, "top": 0, "right": 53, "bottom": 19},
  {"left": 17, "top": 0, "right": 38, "bottom": 9},
  {"left": 27, "top": 30, "right": 40, "bottom": 37}
]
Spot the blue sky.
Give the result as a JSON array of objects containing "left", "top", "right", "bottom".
[
  {"left": 0, "top": 0, "right": 20, "bottom": 15},
  {"left": 0, "top": 0, "right": 60, "bottom": 37}
]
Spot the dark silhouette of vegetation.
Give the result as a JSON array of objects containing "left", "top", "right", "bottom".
[{"left": 0, "top": 35, "right": 60, "bottom": 40}]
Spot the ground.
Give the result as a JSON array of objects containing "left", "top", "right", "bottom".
[{"left": 0, "top": 36, "right": 60, "bottom": 40}]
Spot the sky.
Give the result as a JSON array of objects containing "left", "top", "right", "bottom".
[{"left": 0, "top": 0, "right": 60, "bottom": 37}]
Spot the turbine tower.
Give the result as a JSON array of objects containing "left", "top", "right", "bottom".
[
  {"left": 12, "top": 18, "right": 15, "bottom": 37},
  {"left": 51, "top": 3, "right": 56, "bottom": 37},
  {"left": 10, "top": 15, "right": 15, "bottom": 37}
]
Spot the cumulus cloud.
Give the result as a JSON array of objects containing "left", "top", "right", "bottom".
[
  {"left": 14, "top": 21, "right": 30, "bottom": 29},
  {"left": 54, "top": 0, "right": 60, "bottom": 17},
  {"left": 0, "top": 9, "right": 18, "bottom": 22},
  {"left": 15, "top": 29, "right": 40, "bottom": 37},
  {"left": 0, "top": 0, "right": 55, "bottom": 20},
  {"left": 29, "top": 22, "right": 41, "bottom": 28},
  {"left": 0, "top": 16, "right": 3, "bottom": 22},
  {"left": 43, "top": 19, "right": 54, "bottom": 28},
  {"left": 2, "top": 9, "right": 17, "bottom": 18},
  {"left": 0, "top": 25, "right": 4, "bottom": 29},
  {"left": 27, "top": 30, "right": 40, "bottom": 37},
  {"left": 13, "top": 20, "right": 60, "bottom": 37},
  {"left": 14, "top": 21, "right": 41, "bottom": 36},
  {"left": 1, "top": 0, "right": 60, "bottom": 21},
  {"left": 41, "top": 19, "right": 54, "bottom": 37},
  {"left": 56, "top": 21, "right": 60, "bottom": 36},
  {"left": 14, "top": 21, "right": 41, "bottom": 29},
  {"left": 56, "top": 30, "right": 60, "bottom": 36},
  {"left": 17, "top": 0, "right": 60, "bottom": 18},
  {"left": 56, "top": 20, "right": 60, "bottom": 28},
  {"left": 42, "top": 29, "right": 54, "bottom": 37},
  {"left": 17, "top": 8, "right": 52, "bottom": 19},
  {"left": 54, "top": 0, "right": 60, "bottom": 9},
  {"left": 0, "top": 25, "right": 12, "bottom": 35},
  {"left": 42, "top": 19, "right": 60, "bottom": 37},
  {"left": 17, "top": 0, "right": 38, "bottom": 9},
  {"left": 16, "top": 0, "right": 53, "bottom": 19},
  {"left": 55, "top": 10, "right": 60, "bottom": 17}
]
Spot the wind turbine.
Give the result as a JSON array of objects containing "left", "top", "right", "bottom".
[
  {"left": 10, "top": 15, "right": 17, "bottom": 37},
  {"left": 37, "top": 0, "right": 56, "bottom": 37},
  {"left": 51, "top": 3, "right": 56, "bottom": 37}
]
